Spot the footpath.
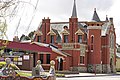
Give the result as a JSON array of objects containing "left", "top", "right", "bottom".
[
  {"left": 19, "top": 70, "right": 120, "bottom": 78},
  {"left": 65, "top": 73, "right": 120, "bottom": 78}
]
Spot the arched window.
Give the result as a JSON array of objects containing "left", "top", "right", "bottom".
[
  {"left": 91, "top": 35, "right": 94, "bottom": 51},
  {"left": 91, "top": 36, "right": 94, "bottom": 43}
]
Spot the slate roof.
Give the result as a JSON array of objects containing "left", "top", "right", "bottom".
[
  {"left": 52, "top": 28, "right": 62, "bottom": 43},
  {"left": 101, "top": 22, "right": 110, "bottom": 36},
  {"left": 92, "top": 8, "right": 101, "bottom": 22}
]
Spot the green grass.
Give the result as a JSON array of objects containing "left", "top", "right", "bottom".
[
  {"left": 16, "top": 71, "right": 64, "bottom": 77},
  {"left": 56, "top": 73, "right": 65, "bottom": 77},
  {"left": 17, "top": 71, "right": 32, "bottom": 77},
  {"left": 0, "top": 62, "right": 6, "bottom": 69}
]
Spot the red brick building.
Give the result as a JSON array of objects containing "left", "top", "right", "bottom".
[{"left": 33, "top": 0, "right": 116, "bottom": 73}]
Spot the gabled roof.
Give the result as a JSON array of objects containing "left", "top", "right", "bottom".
[
  {"left": 47, "top": 29, "right": 56, "bottom": 35},
  {"left": 101, "top": 22, "right": 110, "bottom": 36},
  {"left": 92, "top": 8, "right": 100, "bottom": 22},
  {"left": 75, "top": 29, "right": 84, "bottom": 35},
  {"left": 72, "top": 0, "right": 77, "bottom": 18},
  {"left": 61, "top": 29, "right": 70, "bottom": 35},
  {"left": 52, "top": 28, "right": 62, "bottom": 43},
  {"left": 34, "top": 29, "right": 43, "bottom": 36},
  {"left": 31, "top": 42, "right": 70, "bottom": 57}
]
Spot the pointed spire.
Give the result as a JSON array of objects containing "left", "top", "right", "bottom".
[
  {"left": 106, "top": 15, "right": 109, "bottom": 21},
  {"left": 72, "top": 0, "right": 77, "bottom": 18},
  {"left": 92, "top": 8, "right": 100, "bottom": 22}
]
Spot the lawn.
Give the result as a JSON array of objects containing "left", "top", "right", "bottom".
[{"left": 16, "top": 71, "right": 32, "bottom": 77}]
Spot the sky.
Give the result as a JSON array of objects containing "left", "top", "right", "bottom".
[{"left": 3, "top": 0, "right": 120, "bottom": 43}]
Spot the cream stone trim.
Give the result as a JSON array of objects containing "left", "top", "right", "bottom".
[
  {"left": 60, "top": 29, "right": 70, "bottom": 35},
  {"left": 34, "top": 30, "right": 43, "bottom": 35},
  {"left": 47, "top": 29, "right": 56, "bottom": 35},
  {"left": 87, "top": 26, "right": 101, "bottom": 29},
  {"left": 75, "top": 29, "right": 84, "bottom": 35}
]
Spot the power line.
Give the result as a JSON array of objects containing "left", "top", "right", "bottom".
[{"left": 25, "top": 0, "right": 39, "bottom": 34}]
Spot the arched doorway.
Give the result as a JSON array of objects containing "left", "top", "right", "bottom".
[
  {"left": 110, "top": 58, "right": 113, "bottom": 73},
  {"left": 57, "top": 57, "right": 63, "bottom": 71}
]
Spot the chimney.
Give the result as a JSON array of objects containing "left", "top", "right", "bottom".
[
  {"left": 64, "top": 26, "right": 68, "bottom": 29},
  {"left": 109, "top": 17, "right": 113, "bottom": 24},
  {"left": 13, "top": 36, "right": 19, "bottom": 42}
]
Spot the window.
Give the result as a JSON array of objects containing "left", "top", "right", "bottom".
[
  {"left": 91, "top": 36, "right": 94, "bottom": 51},
  {"left": 37, "top": 36, "right": 41, "bottom": 42},
  {"left": 80, "top": 56, "right": 84, "bottom": 64},
  {"left": 50, "top": 35, "right": 54, "bottom": 43},
  {"left": 91, "top": 45, "right": 93, "bottom": 50},
  {"left": 40, "top": 54, "right": 44, "bottom": 64},
  {"left": 92, "top": 24, "right": 94, "bottom": 26},
  {"left": 46, "top": 54, "right": 50, "bottom": 64},
  {"left": 78, "top": 35, "right": 82, "bottom": 43},
  {"left": 91, "top": 36, "right": 94, "bottom": 43},
  {"left": 64, "top": 35, "right": 68, "bottom": 43},
  {"left": 97, "top": 24, "right": 99, "bottom": 26}
]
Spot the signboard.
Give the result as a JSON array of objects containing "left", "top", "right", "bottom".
[
  {"left": 18, "top": 57, "right": 22, "bottom": 61},
  {"left": 23, "top": 55, "right": 29, "bottom": 60},
  {"left": 62, "top": 43, "right": 74, "bottom": 49},
  {"left": 18, "top": 62, "right": 22, "bottom": 65}
]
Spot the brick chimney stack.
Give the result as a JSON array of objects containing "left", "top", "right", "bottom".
[{"left": 13, "top": 36, "right": 19, "bottom": 42}]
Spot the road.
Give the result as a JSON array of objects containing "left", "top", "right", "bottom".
[{"left": 57, "top": 74, "right": 120, "bottom": 80}]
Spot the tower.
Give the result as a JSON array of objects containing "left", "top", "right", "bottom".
[
  {"left": 69, "top": 0, "right": 78, "bottom": 43},
  {"left": 87, "top": 8, "right": 103, "bottom": 73}
]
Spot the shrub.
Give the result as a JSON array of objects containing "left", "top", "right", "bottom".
[
  {"left": 0, "top": 62, "right": 19, "bottom": 70},
  {"left": 0, "top": 61, "right": 6, "bottom": 69}
]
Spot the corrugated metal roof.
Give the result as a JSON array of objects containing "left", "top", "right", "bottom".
[{"left": 0, "top": 40, "right": 52, "bottom": 52}]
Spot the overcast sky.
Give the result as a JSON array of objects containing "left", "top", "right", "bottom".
[{"left": 5, "top": 0, "right": 120, "bottom": 43}]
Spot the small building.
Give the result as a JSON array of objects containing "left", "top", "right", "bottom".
[{"left": 0, "top": 40, "right": 52, "bottom": 70}]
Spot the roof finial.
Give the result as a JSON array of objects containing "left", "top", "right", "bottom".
[
  {"left": 92, "top": 8, "right": 100, "bottom": 22},
  {"left": 94, "top": 8, "right": 96, "bottom": 11},
  {"left": 106, "top": 15, "right": 109, "bottom": 21}
]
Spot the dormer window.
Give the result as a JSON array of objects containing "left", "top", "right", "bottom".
[
  {"left": 78, "top": 35, "right": 82, "bottom": 43},
  {"left": 75, "top": 29, "right": 84, "bottom": 43},
  {"left": 64, "top": 35, "right": 68, "bottom": 43},
  {"left": 34, "top": 30, "right": 43, "bottom": 42},
  {"left": 37, "top": 36, "right": 41, "bottom": 42},
  {"left": 50, "top": 35, "right": 54, "bottom": 43}
]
